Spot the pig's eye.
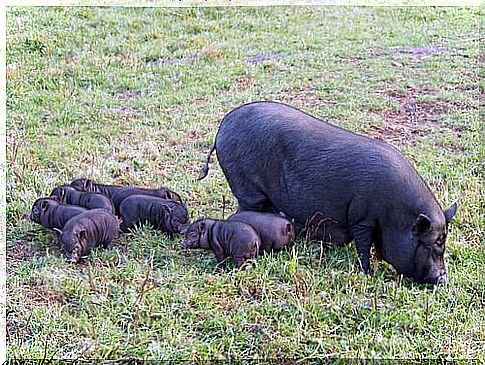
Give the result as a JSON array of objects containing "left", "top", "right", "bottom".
[
  {"left": 421, "top": 244, "right": 430, "bottom": 251},
  {"left": 435, "top": 234, "right": 445, "bottom": 247}
]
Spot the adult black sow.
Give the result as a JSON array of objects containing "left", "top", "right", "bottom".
[{"left": 199, "top": 101, "right": 457, "bottom": 284}]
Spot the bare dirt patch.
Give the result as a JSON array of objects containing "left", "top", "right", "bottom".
[
  {"left": 244, "top": 52, "right": 286, "bottom": 64},
  {"left": 7, "top": 233, "right": 45, "bottom": 274},
  {"left": 394, "top": 46, "right": 454, "bottom": 60},
  {"left": 146, "top": 54, "right": 199, "bottom": 66},
  {"left": 7, "top": 230, "right": 60, "bottom": 275},
  {"left": 230, "top": 75, "right": 253, "bottom": 92},
  {"left": 104, "top": 106, "right": 141, "bottom": 118},
  {"left": 367, "top": 88, "right": 460, "bottom": 146},
  {"left": 116, "top": 90, "right": 142, "bottom": 100},
  {"left": 277, "top": 85, "right": 337, "bottom": 109},
  {"left": 14, "top": 284, "right": 68, "bottom": 306},
  {"left": 371, "top": 44, "right": 455, "bottom": 61},
  {"left": 339, "top": 58, "right": 363, "bottom": 68}
]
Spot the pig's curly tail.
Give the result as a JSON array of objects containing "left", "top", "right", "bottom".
[{"left": 197, "top": 143, "right": 216, "bottom": 180}]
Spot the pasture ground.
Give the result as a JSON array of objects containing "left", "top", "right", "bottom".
[{"left": 6, "top": 6, "right": 483, "bottom": 360}]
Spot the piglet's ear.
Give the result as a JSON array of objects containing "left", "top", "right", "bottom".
[
  {"left": 41, "top": 200, "right": 49, "bottom": 211},
  {"left": 84, "top": 179, "right": 94, "bottom": 191},
  {"left": 412, "top": 214, "right": 432, "bottom": 236},
  {"left": 165, "top": 191, "right": 176, "bottom": 201},
  {"left": 444, "top": 202, "right": 457, "bottom": 224},
  {"left": 198, "top": 221, "right": 206, "bottom": 232},
  {"left": 77, "top": 229, "right": 87, "bottom": 241}
]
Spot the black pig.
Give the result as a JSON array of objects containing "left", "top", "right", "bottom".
[
  {"left": 50, "top": 186, "right": 115, "bottom": 214},
  {"left": 183, "top": 218, "right": 261, "bottom": 268},
  {"left": 29, "top": 197, "right": 87, "bottom": 230},
  {"left": 60, "top": 208, "right": 119, "bottom": 263},
  {"left": 118, "top": 195, "right": 189, "bottom": 233},
  {"left": 70, "top": 178, "right": 182, "bottom": 215},
  {"left": 227, "top": 211, "right": 295, "bottom": 253},
  {"left": 198, "top": 101, "right": 457, "bottom": 284}
]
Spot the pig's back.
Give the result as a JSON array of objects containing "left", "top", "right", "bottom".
[{"left": 215, "top": 101, "right": 437, "bottom": 226}]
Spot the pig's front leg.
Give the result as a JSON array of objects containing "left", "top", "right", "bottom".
[{"left": 351, "top": 224, "right": 374, "bottom": 275}]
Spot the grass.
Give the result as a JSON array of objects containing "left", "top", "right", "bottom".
[{"left": 6, "top": 6, "right": 483, "bottom": 361}]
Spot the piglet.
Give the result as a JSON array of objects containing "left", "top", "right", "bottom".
[
  {"left": 70, "top": 178, "right": 182, "bottom": 215},
  {"left": 29, "top": 197, "right": 87, "bottom": 230},
  {"left": 50, "top": 185, "right": 115, "bottom": 214},
  {"left": 183, "top": 218, "right": 261, "bottom": 268},
  {"left": 60, "top": 208, "right": 119, "bottom": 263},
  {"left": 228, "top": 211, "right": 295, "bottom": 253},
  {"left": 118, "top": 195, "right": 190, "bottom": 234}
]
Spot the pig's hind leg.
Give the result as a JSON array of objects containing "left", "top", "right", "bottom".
[
  {"left": 220, "top": 160, "right": 272, "bottom": 213},
  {"left": 234, "top": 188, "right": 271, "bottom": 213}
]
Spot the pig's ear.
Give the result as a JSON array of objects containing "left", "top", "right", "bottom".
[
  {"left": 77, "top": 229, "right": 87, "bottom": 241},
  {"left": 444, "top": 203, "right": 457, "bottom": 224},
  {"left": 198, "top": 221, "right": 206, "bottom": 232},
  {"left": 41, "top": 200, "right": 49, "bottom": 211},
  {"left": 412, "top": 214, "right": 432, "bottom": 236}
]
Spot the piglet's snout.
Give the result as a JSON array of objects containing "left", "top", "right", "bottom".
[{"left": 67, "top": 257, "right": 77, "bottom": 264}]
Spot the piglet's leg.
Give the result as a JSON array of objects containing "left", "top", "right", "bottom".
[
  {"left": 211, "top": 238, "right": 227, "bottom": 263},
  {"left": 213, "top": 249, "right": 226, "bottom": 263},
  {"left": 104, "top": 240, "right": 115, "bottom": 250},
  {"left": 233, "top": 257, "right": 246, "bottom": 269}
]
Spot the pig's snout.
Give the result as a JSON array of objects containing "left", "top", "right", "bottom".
[
  {"left": 436, "top": 272, "right": 448, "bottom": 285},
  {"left": 425, "top": 270, "right": 448, "bottom": 285}
]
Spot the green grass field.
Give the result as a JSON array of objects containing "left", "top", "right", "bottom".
[{"left": 6, "top": 6, "right": 483, "bottom": 361}]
